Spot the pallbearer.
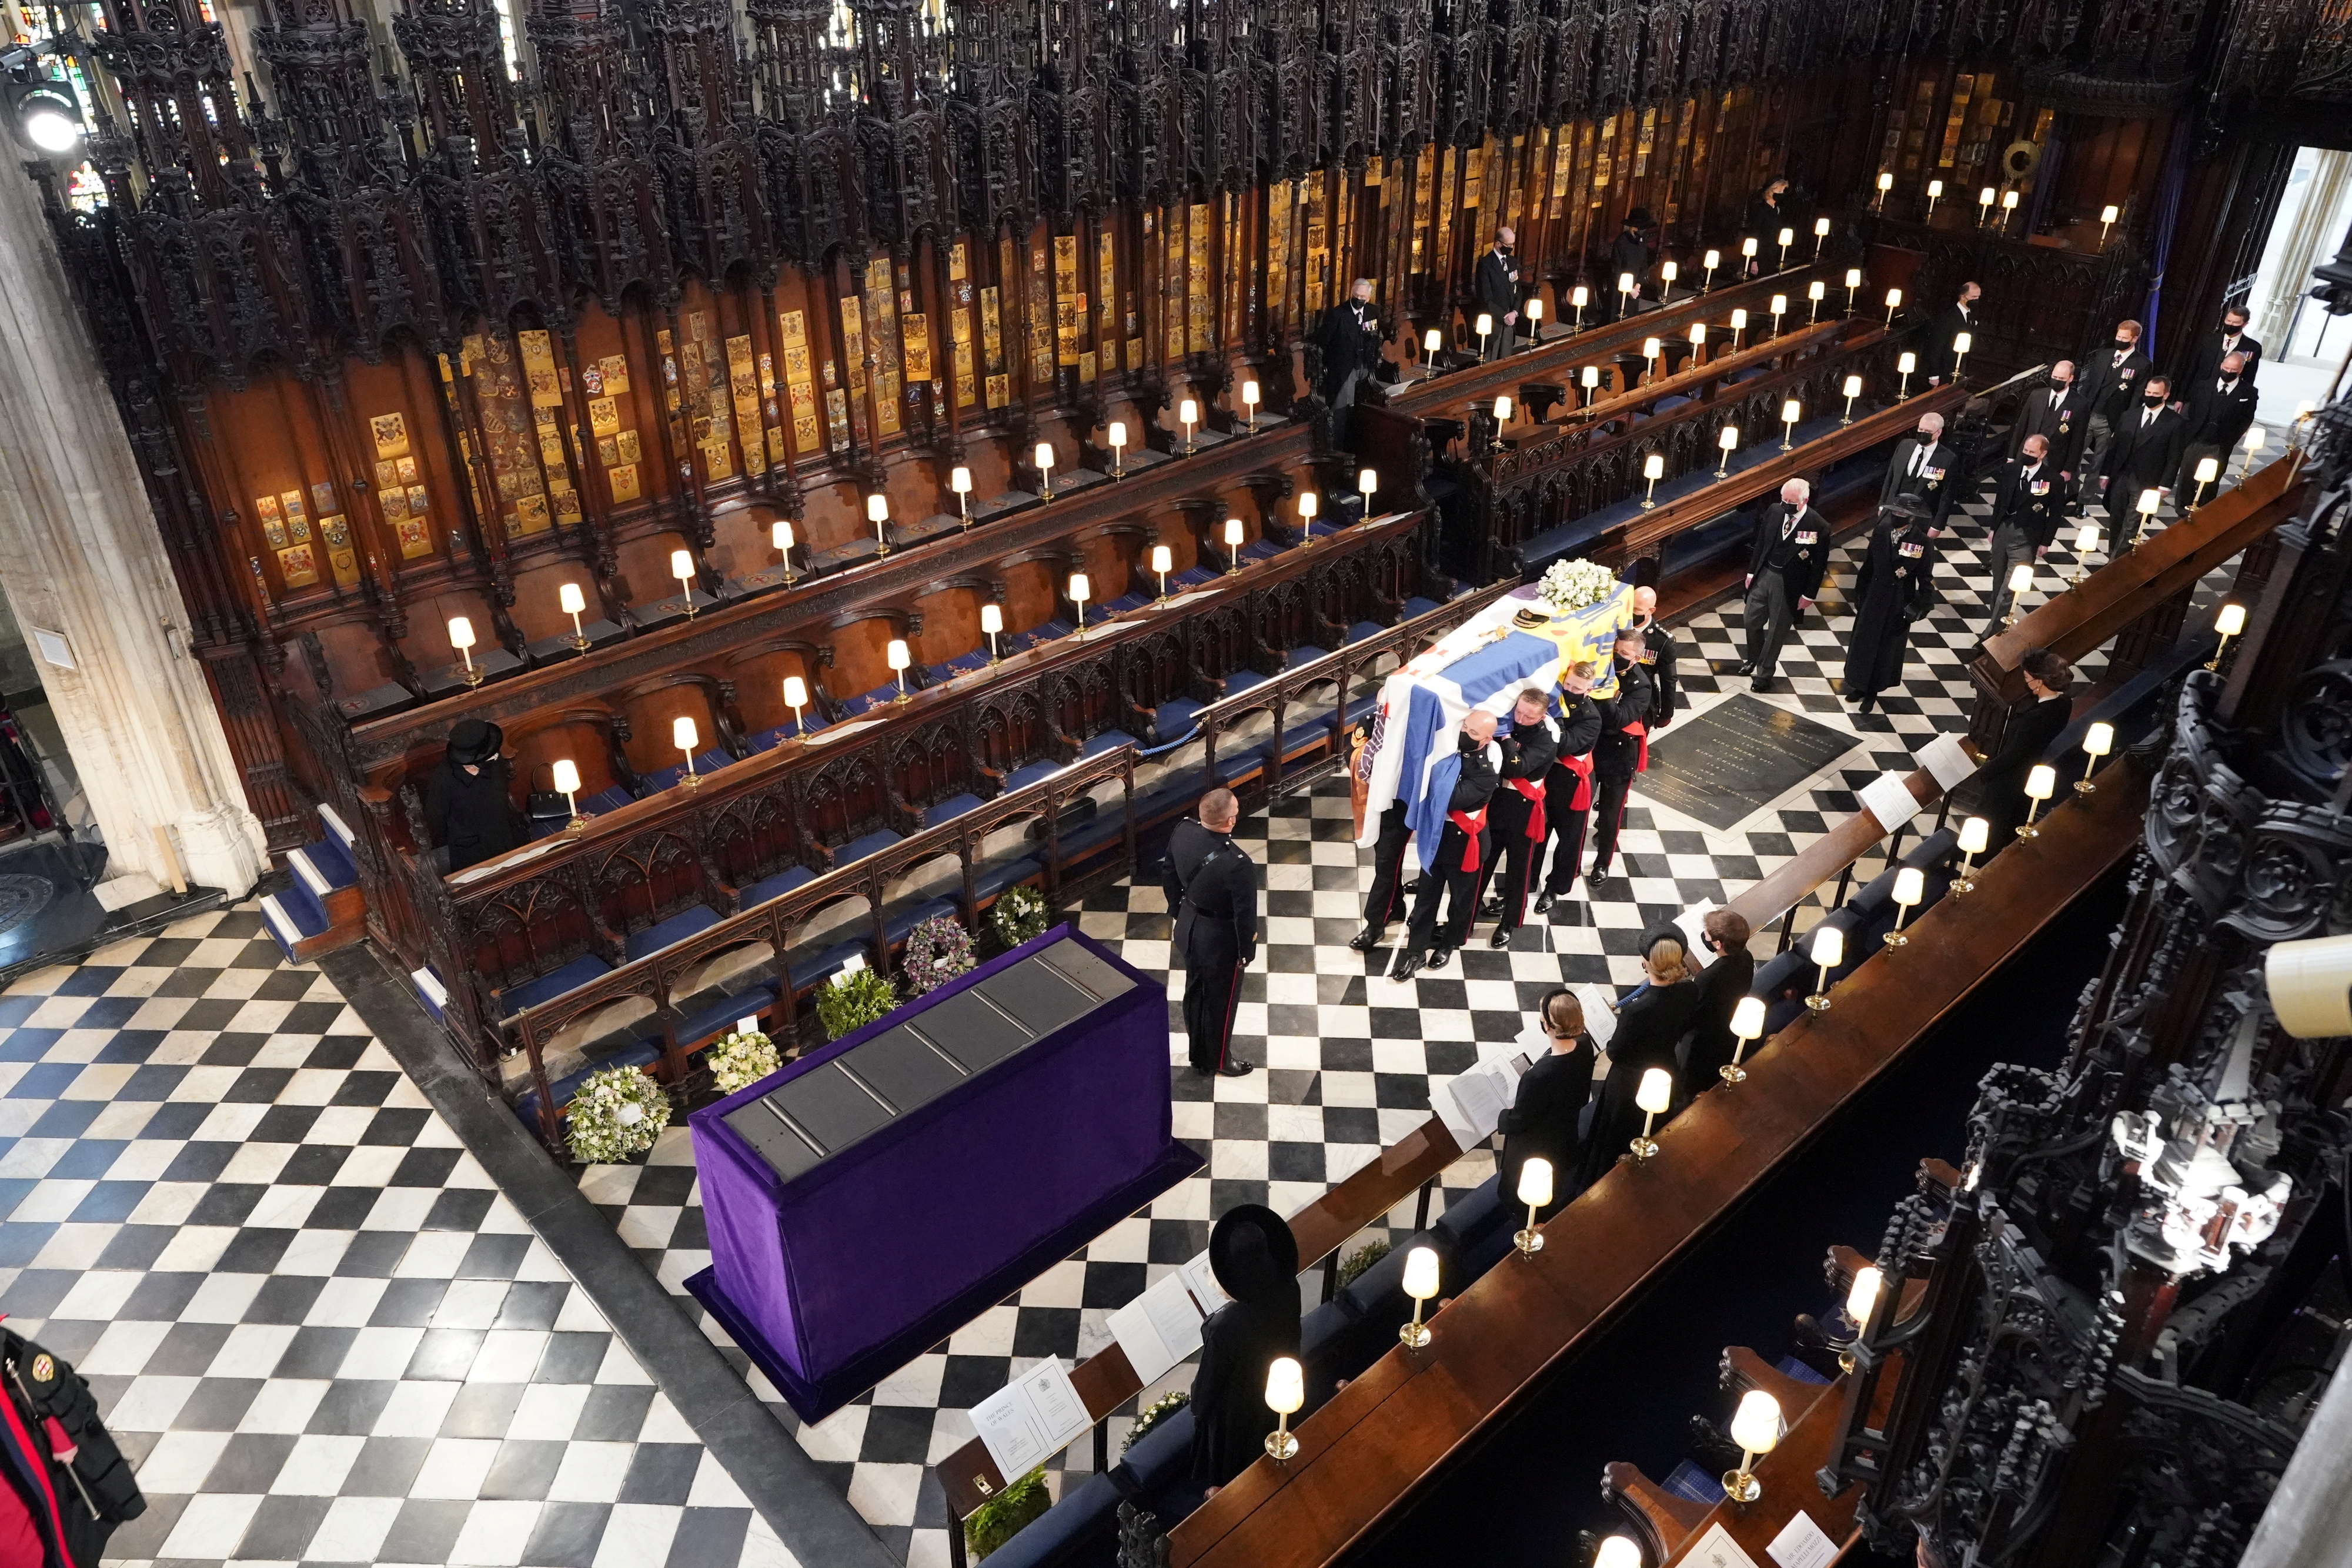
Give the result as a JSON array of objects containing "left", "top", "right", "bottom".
[
  {"left": 1586, "top": 634, "right": 1655, "bottom": 883},
  {"left": 1162, "top": 788, "right": 1261, "bottom": 1077},
  {"left": 1395, "top": 711, "right": 1502, "bottom": 980},
  {"left": 1534, "top": 663, "right": 1605, "bottom": 912},
  {"left": 1477, "top": 687, "right": 1562, "bottom": 947}
]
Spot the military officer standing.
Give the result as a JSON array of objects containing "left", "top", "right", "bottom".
[
  {"left": 1476, "top": 687, "right": 1561, "bottom": 946},
  {"left": 1163, "top": 788, "right": 1261, "bottom": 1076}
]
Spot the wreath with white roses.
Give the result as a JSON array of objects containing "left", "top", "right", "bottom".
[
  {"left": 1535, "top": 558, "right": 1621, "bottom": 615},
  {"left": 565, "top": 1065, "right": 673, "bottom": 1164},
  {"left": 706, "top": 1029, "right": 782, "bottom": 1095}
]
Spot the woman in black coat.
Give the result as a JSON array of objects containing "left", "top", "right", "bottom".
[
  {"left": 1843, "top": 496, "right": 1940, "bottom": 714},
  {"left": 1188, "top": 1206, "right": 1302, "bottom": 1492},
  {"left": 1576, "top": 933, "right": 1705, "bottom": 1189},
  {"left": 1499, "top": 989, "right": 1594, "bottom": 1221},
  {"left": 425, "top": 718, "right": 524, "bottom": 872}
]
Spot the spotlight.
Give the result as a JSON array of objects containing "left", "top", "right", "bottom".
[{"left": 2, "top": 48, "right": 83, "bottom": 156}]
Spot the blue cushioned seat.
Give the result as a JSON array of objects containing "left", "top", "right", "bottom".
[
  {"left": 746, "top": 713, "right": 830, "bottom": 752},
  {"left": 1240, "top": 538, "right": 1283, "bottom": 563},
  {"left": 1663, "top": 1459, "right": 1729, "bottom": 1506},
  {"left": 1222, "top": 668, "right": 1268, "bottom": 696},
  {"left": 977, "top": 1470, "right": 1129, "bottom": 1568},
  {"left": 884, "top": 897, "right": 960, "bottom": 947},
  {"left": 673, "top": 979, "right": 783, "bottom": 1051},
  {"left": 1285, "top": 645, "right": 1330, "bottom": 670},
  {"left": 1105, "top": 591, "right": 1152, "bottom": 614},
  {"left": 1004, "top": 757, "right": 1064, "bottom": 791},
  {"left": 514, "top": 1037, "right": 660, "bottom": 1128},
  {"left": 1433, "top": 1174, "right": 1514, "bottom": 1273},
  {"left": 580, "top": 785, "right": 635, "bottom": 815},
  {"left": 1009, "top": 618, "right": 1074, "bottom": 653},
  {"left": 828, "top": 828, "right": 902, "bottom": 868},
  {"left": 1152, "top": 697, "right": 1205, "bottom": 745},
  {"left": 1344, "top": 620, "right": 1385, "bottom": 646},
  {"left": 1080, "top": 728, "right": 1138, "bottom": 758},
  {"left": 921, "top": 793, "right": 985, "bottom": 828},
  {"left": 787, "top": 940, "right": 869, "bottom": 992},
  {"left": 635, "top": 748, "right": 737, "bottom": 795},
  {"left": 498, "top": 954, "right": 613, "bottom": 1018},
  {"left": 839, "top": 681, "right": 904, "bottom": 717},
  {"left": 1402, "top": 596, "right": 1441, "bottom": 618},
  {"left": 1172, "top": 565, "right": 1218, "bottom": 589},
  {"left": 740, "top": 864, "right": 816, "bottom": 907},
  {"left": 975, "top": 858, "right": 1042, "bottom": 900},
  {"left": 623, "top": 904, "right": 723, "bottom": 962}
]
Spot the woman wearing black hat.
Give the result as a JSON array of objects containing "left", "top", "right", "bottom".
[
  {"left": 1843, "top": 496, "right": 1941, "bottom": 714},
  {"left": 1188, "top": 1205, "right": 1302, "bottom": 1492},
  {"left": 425, "top": 718, "right": 524, "bottom": 871}
]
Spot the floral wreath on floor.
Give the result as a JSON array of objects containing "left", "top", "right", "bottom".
[
  {"left": 706, "top": 1028, "right": 781, "bottom": 1095},
  {"left": 566, "top": 1065, "right": 672, "bottom": 1164},
  {"left": 1535, "top": 557, "right": 1619, "bottom": 615},
  {"left": 993, "top": 884, "right": 1050, "bottom": 948},
  {"left": 904, "top": 914, "right": 978, "bottom": 994},
  {"left": 814, "top": 962, "right": 899, "bottom": 1041}
]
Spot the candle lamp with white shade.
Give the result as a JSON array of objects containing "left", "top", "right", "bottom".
[
  {"left": 1179, "top": 398, "right": 1198, "bottom": 453},
  {"left": 2019, "top": 763, "right": 2057, "bottom": 838},
  {"left": 1883, "top": 866, "right": 1926, "bottom": 948},
  {"left": 1618, "top": 271, "right": 1637, "bottom": 313},
  {"left": 1840, "top": 373, "right": 1863, "bottom": 425},
  {"left": 1701, "top": 249, "right": 1720, "bottom": 292},
  {"left": 1843, "top": 267, "right": 1860, "bottom": 316},
  {"left": 1570, "top": 285, "right": 1589, "bottom": 331},
  {"left": 1358, "top": 467, "right": 1377, "bottom": 513},
  {"left": 2099, "top": 203, "right": 2119, "bottom": 242},
  {"left": 867, "top": 493, "right": 891, "bottom": 556},
  {"left": 1151, "top": 544, "right": 1172, "bottom": 601},
  {"left": 783, "top": 675, "right": 809, "bottom": 736},
  {"left": 1897, "top": 350, "right": 1916, "bottom": 397},
  {"left": 1641, "top": 336, "right": 1661, "bottom": 383},
  {"left": 1775, "top": 226, "right": 1793, "bottom": 268},
  {"left": 980, "top": 604, "right": 1003, "bottom": 665},
  {"left": 1640, "top": 452, "right": 1664, "bottom": 509},
  {"left": 1839, "top": 1265, "right": 1883, "bottom": 1373},
  {"left": 1526, "top": 296, "right": 1544, "bottom": 336},
  {"left": 2209, "top": 601, "right": 2246, "bottom": 670},
  {"left": 1399, "top": 1245, "right": 1439, "bottom": 1348},
  {"left": 1298, "top": 491, "right": 1319, "bottom": 544},
  {"left": 1951, "top": 330, "right": 1972, "bottom": 382},
  {"left": 1885, "top": 286, "right": 1902, "bottom": 325},
  {"left": 1729, "top": 308, "right": 1747, "bottom": 350},
  {"left": 1628, "top": 1066, "right": 1674, "bottom": 1162},
  {"left": 1068, "top": 573, "right": 1090, "bottom": 637},
  {"left": 1780, "top": 397, "right": 1802, "bottom": 451},
  {"left": 1581, "top": 365, "right": 1601, "bottom": 407},
  {"left": 772, "top": 519, "right": 800, "bottom": 584},
  {"left": 1493, "top": 393, "right": 1513, "bottom": 426},
  {"left": 950, "top": 466, "right": 972, "bottom": 526},
  {"left": 673, "top": 716, "right": 702, "bottom": 787},
  {"left": 1262, "top": 1358, "right": 1303, "bottom": 1462},
  {"left": 2076, "top": 720, "right": 2113, "bottom": 795},
  {"left": 558, "top": 582, "right": 590, "bottom": 650},
  {"left": 1224, "top": 517, "right": 1244, "bottom": 574},
  {"left": 1769, "top": 293, "right": 1786, "bottom": 337},
  {"left": 1108, "top": 422, "right": 1128, "bottom": 478},
  {"left": 2240, "top": 426, "right": 2266, "bottom": 478},
  {"left": 1806, "top": 278, "right": 1826, "bottom": 325},
  {"left": 1875, "top": 170, "right": 1893, "bottom": 209},
  {"left": 1925, "top": 178, "right": 1944, "bottom": 216},
  {"left": 1976, "top": 185, "right": 1996, "bottom": 226},
  {"left": 1722, "top": 994, "right": 1766, "bottom": 1084},
  {"left": 1512, "top": 1157, "right": 1552, "bottom": 1256},
  {"left": 1812, "top": 215, "right": 1830, "bottom": 258},
  {"left": 1034, "top": 442, "right": 1056, "bottom": 500},
  {"left": 1805, "top": 923, "right": 1843, "bottom": 1011},
  {"left": 2000, "top": 188, "right": 2019, "bottom": 229},
  {"left": 1657, "top": 263, "right": 1676, "bottom": 297},
  {"left": 1722, "top": 1389, "right": 1782, "bottom": 1503},
  {"left": 2004, "top": 561, "right": 2034, "bottom": 626},
  {"left": 887, "top": 638, "right": 912, "bottom": 703},
  {"left": 448, "top": 616, "right": 482, "bottom": 687},
  {"left": 1475, "top": 312, "right": 1494, "bottom": 358},
  {"left": 1240, "top": 379, "right": 1259, "bottom": 432},
  {"left": 552, "top": 758, "right": 586, "bottom": 832},
  {"left": 1421, "top": 327, "right": 1444, "bottom": 377},
  {"left": 1740, "top": 235, "right": 1758, "bottom": 272},
  {"left": 1952, "top": 815, "right": 1988, "bottom": 895},
  {"left": 671, "top": 548, "right": 698, "bottom": 616},
  {"left": 2133, "top": 486, "right": 2161, "bottom": 546},
  {"left": 2189, "top": 455, "right": 2219, "bottom": 511},
  {"left": 1596, "top": 1537, "right": 1641, "bottom": 1568},
  {"left": 1688, "top": 321, "right": 1708, "bottom": 366},
  {"left": 1716, "top": 423, "right": 1739, "bottom": 477},
  {"left": 2071, "top": 519, "right": 2100, "bottom": 585}
]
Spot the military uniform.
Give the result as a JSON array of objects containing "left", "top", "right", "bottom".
[
  {"left": 1588, "top": 663, "right": 1655, "bottom": 880},
  {"left": 1478, "top": 710, "right": 1561, "bottom": 942},
  {"left": 0, "top": 1323, "right": 145, "bottom": 1567},
  {"left": 1162, "top": 819, "right": 1261, "bottom": 1072},
  {"left": 1742, "top": 500, "right": 1831, "bottom": 685},
  {"left": 1536, "top": 693, "right": 1605, "bottom": 904},
  {"left": 1405, "top": 733, "right": 1502, "bottom": 960}
]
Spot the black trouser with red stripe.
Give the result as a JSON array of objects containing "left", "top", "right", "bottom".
[
  {"left": 1481, "top": 791, "right": 1545, "bottom": 932},
  {"left": 1407, "top": 823, "right": 1489, "bottom": 951},
  {"left": 1361, "top": 803, "right": 1414, "bottom": 934},
  {"left": 1589, "top": 770, "right": 1635, "bottom": 874},
  {"left": 1180, "top": 930, "right": 1244, "bottom": 1071},
  {"left": 1540, "top": 765, "right": 1593, "bottom": 897}
]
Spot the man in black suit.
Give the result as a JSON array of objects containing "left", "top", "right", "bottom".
[
  {"left": 2099, "top": 373, "right": 2186, "bottom": 535},
  {"left": 1586, "top": 634, "right": 1655, "bottom": 882},
  {"left": 2013, "top": 360, "right": 2088, "bottom": 509},
  {"left": 1880, "top": 410, "right": 1961, "bottom": 535},
  {"left": 2079, "top": 319, "right": 2150, "bottom": 484},
  {"left": 1474, "top": 228, "right": 1523, "bottom": 360},
  {"left": 1609, "top": 209, "right": 1656, "bottom": 320},
  {"left": 1739, "top": 479, "right": 1830, "bottom": 693},
  {"left": 1312, "top": 277, "right": 1386, "bottom": 410},
  {"left": 1631, "top": 586, "right": 1676, "bottom": 729},
  {"left": 1678, "top": 909, "right": 1756, "bottom": 1104},
  {"left": 1983, "top": 434, "right": 2064, "bottom": 630},
  {"left": 1978, "top": 649, "right": 2073, "bottom": 851},
  {"left": 2176, "top": 351, "right": 2259, "bottom": 500},
  {"left": 2176, "top": 303, "right": 2263, "bottom": 390},
  {"left": 1163, "top": 789, "right": 1261, "bottom": 1075},
  {"left": 1478, "top": 687, "right": 1561, "bottom": 947},
  {"left": 1923, "top": 280, "right": 1982, "bottom": 385},
  {"left": 1534, "top": 663, "right": 1605, "bottom": 912}
]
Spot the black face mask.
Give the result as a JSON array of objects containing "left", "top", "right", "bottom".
[
  {"left": 2115, "top": 337, "right": 2133, "bottom": 350},
  {"left": 2052, "top": 377, "right": 2070, "bottom": 390},
  {"left": 1459, "top": 731, "right": 1484, "bottom": 754},
  {"left": 1496, "top": 244, "right": 1512, "bottom": 255},
  {"left": 2143, "top": 392, "right": 2166, "bottom": 407}
]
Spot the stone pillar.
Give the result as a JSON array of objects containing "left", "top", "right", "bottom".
[
  {"left": 2250, "top": 149, "right": 2350, "bottom": 353},
  {"left": 0, "top": 163, "right": 268, "bottom": 898}
]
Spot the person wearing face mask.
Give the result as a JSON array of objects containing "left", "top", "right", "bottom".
[
  {"left": 1475, "top": 688, "right": 1561, "bottom": 947},
  {"left": 2176, "top": 351, "right": 2259, "bottom": 498},
  {"left": 1576, "top": 932, "right": 1702, "bottom": 1189},
  {"left": 1880, "top": 410, "right": 1959, "bottom": 535},
  {"left": 1743, "top": 179, "right": 1792, "bottom": 271},
  {"left": 2176, "top": 303, "right": 2263, "bottom": 390},
  {"left": 1586, "top": 633, "right": 1654, "bottom": 884},
  {"left": 1609, "top": 209, "right": 1656, "bottom": 319},
  {"left": 1979, "top": 649, "right": 2074, "bottom": 851},
  {"left": 1630, "top": 585, "right": 1676, "bottom": 729},
  {"left": 1314, "top": 276, "right": 1387, "bottom": 411},
  {"left": 1534, "top": 663, "right": 1605, "bottom": 912},
  {"left": 1983, "top": 434, "right": 2064, "bottom": 630},
  {"left": 1475, "top": 228, "right": 1523, "bottom": 359},
  {"left": 1394, "top": 710, "right": 1502, "bottom": 979},
  {"left": 2013, "top": 360, "right": 2087, "bottom": 511},
  {"left": 426, "top": 718, "right": 524, "bottom": 872},
  {"left": 2079, "top": 319, "right": 2150, "bottom": 482},
  {"left": 1842, "top": 494, "right": 1940, "bottom": 714},
  {"left": 2097, "top": 373, "right": 2186, "bottom": 532},
  {"left": 1677, "top": 910, "right": 1755, "bottom": 1105},
  {"left": 1498, "top": 989, "right": 1593, "bottom": 1216},
  {"left": 1740, "top": 479, "right": 1830, "bottom": 693},
  {"left": 1923, "top": 281, "right": 1982, "bottom": 385}
]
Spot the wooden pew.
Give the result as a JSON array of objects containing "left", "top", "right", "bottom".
[
  {"left": 1161, "top": 754, "right": 2153, "bottom": 1568},
  {"left": 1966, "top": 451, "right": 2306, "bottom": 757}
]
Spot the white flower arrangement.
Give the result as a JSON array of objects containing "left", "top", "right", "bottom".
[
  {"left": 706, "top": 1029, "right": 781, "bottom": 1095},
  {"left": 1536, "top": 558, "right": 1621, "bottom": 614},
  {"left": 565, "top": 1065, "right": 672, "bottom": 1164}
]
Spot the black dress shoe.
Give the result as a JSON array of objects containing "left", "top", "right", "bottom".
[
  {"left": 1348, "top": 925, "right": 1384, "bottom": 952},
  {"left": 1478, "top": 897, "right": 1505, "bottom": 918},
  {"left": 1856, "top": 694, "right": 1876, "bottom": 714},
  {"left": 1217, "top": 1060, "right": 1256, "bottom": 1077},
  {"left": 1533, "top": 890, "right": 1558, "bottom": 914},
  {"left": 1751, "top": 676, "right": 1772, "bottom": 693},
  {"left": 1426, "top": 947, "right": 1455, "bottom": 971},
  {"left": 1391, "top": 950, "right": 1425, "bottom": 982},
  {"left": 1488, "top": 925, "right": 1515, "bottom": 948},
  {"left": 1590, "top": 861, "right": 1612, "bottom": 882},
  {"left": 1735, "top": 660, "right": 1755, "bottom": 677}
]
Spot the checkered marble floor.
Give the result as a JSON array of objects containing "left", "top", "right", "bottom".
[
  {"left": 574, "top": 473, "right": 2244, "bottom": 1565},
  {"left": 0, "top": 905, "right": 798, "bottom": 1568}
]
